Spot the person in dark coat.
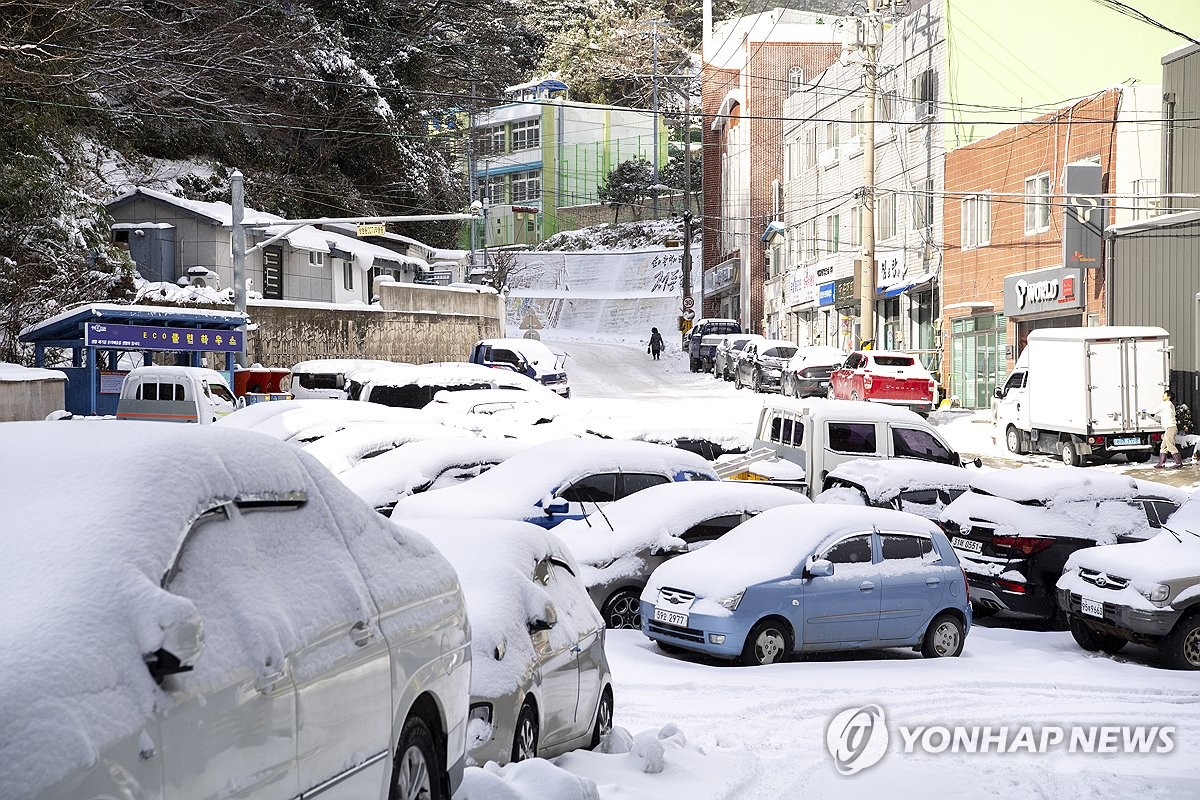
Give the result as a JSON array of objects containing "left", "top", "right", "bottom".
[{"left": 649, "top": 327, "right": 664, "bottom": 360}]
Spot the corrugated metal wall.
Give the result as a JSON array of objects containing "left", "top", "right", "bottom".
[{"left": 1164, "top": 48, "right": 1200, "bottom": 212}]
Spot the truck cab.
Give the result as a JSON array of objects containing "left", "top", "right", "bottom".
[
  {"left": 468, "top": 338, "right": 570, "bottom": 397},
  {"left": 116, "top": 366, "right": 237, "bottom": 424}
]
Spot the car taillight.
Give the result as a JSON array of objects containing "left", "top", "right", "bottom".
[
  {"left": 991, "top": 535, "right": 1055, "bottom": 556},
  {"left": 928, "top": 380, "right": 937, "bottom": 395},
  {"left": 995, "top": 578, "right": 1028, "bottom": 594},
  {"left": 1087, "top": 435, "right": 1105, "bottom": 445},
  {"left": 863, "top": 374, "right": 873, "bottom": 390},
  {"left": 1151, "top": 432, "right": 1163, "bottom": 443},
  {"left": 962, "top": 569, "right": 970, "bottom": 601}
]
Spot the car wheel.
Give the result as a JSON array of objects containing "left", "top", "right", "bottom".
[
  {"left": 1160, "top": 612, "right": 1200, "bottom": 670},
  {"left": 392, "top": 715, "right": 444, "bottom": 800},
  {"left": 589, "top": 686, "right": 614, "bottom": 749},
  {"left": 1069, "top": 617, "right": 1127, "bottom": 655},
  {"left": 850, "top": 390, "right": 860, "bottom": 402},
  {"left": 1060, "top": 439, "right": 1083, "bottom": 467},
  {"left": 603, "top": 589, "right": 642, "bottom": 630},
  {"left": 1005, "top": 425, "right": 1024, "bottom": 455},
  {"left": 689, "top": 358, "right": 699, "bottom": 372},
  {"left": 921, "top": 613, "right": 965, "bottom": 658},
  {"left": 737, "top": 619, "right": 793, "bottom": 666},
  {"left": 511, "top": 699, "right": 539, "bottom": 763}
]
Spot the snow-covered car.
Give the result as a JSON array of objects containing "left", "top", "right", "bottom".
[
  {"left": 554, "top": 481, "right": 809, "bottom": 629},
  {"left": 290, "top": 358, "right": 399, "bottom": 399},
  {"left": 1057, "top": 496, "right": 1200, "bottom": 669},
  {"left": 734, "top": 339, "right": 798, "bottom": 393},
  {"left": 215, "top": 397, "right": 424, "bottom": 443},
  {"left": 300, "top": 421, "right": 471, "bottom": 474},
  {"left": 641, "top": 505, "right": 971, "bottom": 665},
  {"left": 339, "top": 437, "right": 529, "bottom": 513},
  {"left": 592, "top": 421, "right": 751, "bottom": 460},
  {"left": 356, "top": 364, "right": 560, "bottom": 409},
  {"left": 829, "top": 350, "right": 938, "bottom": 414},
  {"left": 469, "top": 338, "right": 572, "bottom": 397},
  {"left": 423, "top": 388, "right": 566, "bottom": 425},
  {"left": 940, "top": 467, "right": 1183, "bottom": 625},
  {"left": 816, "top": 458, "right": 972, "bottom": 523},
  {"left": 781, "top": 346, "right": 846, "bottom": 398},
  {"left": 389, "top": 439, "right": 719, "bottom": 528},
  {"left": 687, "top": 318, "right": 741, "bottom": 372},
  {"left": 713, "top": 334, "right": 764, "bottom": 382},
  {"left": 406, "top": 519, "right": 613, "bottom": 764},
  {"left": 0, "top": 421, "right": 471, "bottom": 800}
]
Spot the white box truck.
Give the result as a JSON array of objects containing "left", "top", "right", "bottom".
[{"left": 992, "top": 326, "right": 1171, "bottom": 466}]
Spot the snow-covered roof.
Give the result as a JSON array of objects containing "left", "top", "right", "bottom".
[
  {"left": 642, "top": 505, "right": 941, "bottom": 603},
  {"left": 476, "top": 338, "right": 564, "bottom": 365},
  {"left": 21, "top": 302, "right": 247, "bottom": 340},
  {"left": 824, "top": 458, "right": 972, "bottom": 502},
  {"left": 967, "top": 465, "right": 1137, "bottom": 504},
  {"left": 0, "top": 362, "right": 66, "bottom": 382},
  {"left": 291, "top": 358, "right": 401, "bottom": 374},
  {"left": 390, "top": 439, "right": 718, "bottom": 521},
  {"left": 0, "top": 421, "right": 457, "bottom": 799},
  {"left": 786, "top": 346, "right": 847, "bottom": 368},
  {"left": 339, "top": 438, "right": 529, "bottom": 509},
  {"left": 942, "top": 490, "right": 1151, "bottom": 544},
  {"left": 758, "top": 396, "right": 933, "bottom": 426},
  {"left": 214, "top": 398, "right": 424, "bottom": 441},
  {"left": 1026, "top": 326, "right": 1169, "bottom": 342},
  {"left": 299, "top": 421, "right": 471, "bottom": 474},
  {"left": 554, "top": 481, "right": 809, "bottom": 568},
  {"left": 424, "top": 388, "right": 565, "bottom": 419}
]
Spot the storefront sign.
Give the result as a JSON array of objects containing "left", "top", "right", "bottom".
[
  {"left": 1003, "top": 266, "right": 1084, "bottom": 317},
  {"left": 84, "top": 322, "right": 244, "bottom": 352},
  {"left": 833, "top": 276, "right": 858, "bottom": 308},
  {"left": 818, "top": 281, "right": 836, "bottom": 306},
  {"left": 1063, "top": 162, "right": 1104, "bottom": 269},
  {"left": 704, "top": 260, "right": 738, "bottom": 294},
  {"left": 875, "top": 248, "right": 907, "bottom": 289},
  {"left": 788, "top": 263, "right": 818, "bottom": 306}
]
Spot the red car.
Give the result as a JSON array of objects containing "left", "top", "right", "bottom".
[{"left": 829, "top": 350, "right": 937, "bottom": 414}]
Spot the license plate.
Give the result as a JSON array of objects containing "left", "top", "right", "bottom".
[
  {"left": 952, "top": 536, "right": 983, "bottom": 554},
  {"left": 1081, "top": 597, "right": 1104, "bottom": 618},
  {"left": 653, "top": 607, "right": 689, "bottom": 628},
  {"left": 1112, "top": 437, "right": 1140, "bottom": 447}
]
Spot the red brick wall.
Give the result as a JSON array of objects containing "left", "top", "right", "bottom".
[
  {"left": 701, "top": 64, "right": 740, "bottom": 319},
  {"left": 942, "top": 89, "right": 1120, "bottom": 371}
]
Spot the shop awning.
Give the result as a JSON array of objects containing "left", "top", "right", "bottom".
[
  {"left": 879, "top": 271, "right": 936, "bottom": 298},
  {"left": 761, "top": 220, "right": 786, "bottom": 242}
]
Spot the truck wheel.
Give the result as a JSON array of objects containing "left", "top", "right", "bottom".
[
  {"left": 1127, "top": 451, "right": 1152, "bottom": 464},
  {"left": 1005, "top": 425, "right": 1025, "bottom": 455},
  {"left": 1160, "top": 612, "right": 1200, "bottom": 670},
  {"left": 1069, "top": 617, "right": 1126, "bottom": 655},
  {"left": 1060, "top": 439, "right": 1084, "bottom": 467},
  {"left": 689, "top": 358, "right": 699, "bottom": 372}
]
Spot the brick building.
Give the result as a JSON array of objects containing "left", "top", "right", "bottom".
[
  {"left": 701, "top": 10, "right": 839, "bottom": 331},
  {"left": 942, "top": 87, "right": 1160, "bottom": 408}
]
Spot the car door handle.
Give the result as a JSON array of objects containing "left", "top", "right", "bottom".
[
  {"left": 570, "top": 643, "right": 583, "bottom": 654},
  {"left": 859, "top": 581, "right": 876, "bottom": 592},
  {"left": 926, "top": 577, "right": 941, "bottom": 586},
  {"left": 350, "top": 621, "right": 376, "bottom": 647},
  {"left": 255, "top": 666, "right": 287, "bottom": 694}
]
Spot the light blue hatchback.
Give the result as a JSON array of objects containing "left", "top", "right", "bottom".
[{"left": 640, "top": 505, "right": 972, "bottom": 665}]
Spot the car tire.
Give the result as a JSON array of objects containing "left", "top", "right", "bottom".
[
  {"left": 1069, "top": 617, "right": 1127, "bottom": 655},
  {"left": 1128, "top": 451, "right": 1152, "bottom": 464},
  {"left": 589, "top": 686, "right": 615, "bottom": 749},
  {"left": 921, "top": 613, "right": 965, "bottom": 658},
  {"left": 511, "top": 699, "right": 539, "bottom": 763},
  {"left": 781, "top": 375, "right": 793, "bottom": 397},
  {"left": 737, "top": 619, "right": 793, "bottom": 666},
  {"left": 1060, "top": 439, "right": 1084, "bottom": 467},
  {"left": 1005, "top": 425, "right": 1025, "bottom": 455},
  {"left": 689, "top": 358, "right": 699, "bottom": 372},
  {"left": 602, "top": 589, "right": 642, "bottom": 630},
  {"left": 1159, "top": 612, "right": 1200, "bottom": 670},
  {"left": 392, "top": 715, "right": 445, "bottom": 800}
]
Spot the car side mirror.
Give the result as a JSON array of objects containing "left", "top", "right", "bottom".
[
  {"left": 543, "top": 497, "right": 569, "bottom": 515},
  {"left": 805, "top": 558, "right": 834, "bottom": 578},
  {"left": 528, "top": 605, "right": 558, "bottom": 632},
  {"left": 653, "top": 539, "right": 689, "bottom": 556},
  {"left": 145, "top": 614, "right": 205, "bottom": 683},
  {"left": 993, "top": 387, "right": 1004, "bottom": 399}
]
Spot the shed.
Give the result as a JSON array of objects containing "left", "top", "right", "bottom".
[{"left": 0, "top": 363, "right": 67, "bottom": 421}]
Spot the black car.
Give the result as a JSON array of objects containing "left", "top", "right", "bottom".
[
  {"left": 734, "top": 340, "right": 797, "bottom": 393},
  {"left": 939, "top": 468, "right": 1185, "bottom": 625},
  {"left": 818, "top": 458, "right": 971, "bottom": 524},
  {"left": 781, "top": 346, "right": 847, "bottom": 398}
]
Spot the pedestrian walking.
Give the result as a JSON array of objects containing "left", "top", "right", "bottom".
[
  {"left": 1153, "top": 389, "right": 1183, "bottom": 469},
  {"left": 649, "top": 327, "right": 664, "bottom": 361}
]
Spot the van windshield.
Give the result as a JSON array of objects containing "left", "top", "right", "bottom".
[{"left": 705, "top": 323, "right": 740, "bottom": 336}]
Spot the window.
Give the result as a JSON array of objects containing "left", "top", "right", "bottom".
[
  {"left": 1132, "top": 177, "right": 1160, "bottom": 221},
  {"left": 620, "top": 472, "right": 671, "bottom": 497},
  {"left": 804, "top": 130, "right": 817, "bottom": 170},
  {"left": 824, "top": 121, "right": 840, "bottom": 159},
  {"left": 788, "top": 66, "right": 805, "bottom": 95},
  {"left": 802, "top": 219, "right": 819, "bottom": 262},
  {"left": 876, "top": 192, "right": 896, "bottom": 240},
  {"left": 342, "top": 261, "right": 354, "bottom": 291},
  {"left": 682, "top": 514, "right": 743, "bottom": 544},
  {"left": 511, "top": 119, "right": 540, "bottom": 151},
  {"left": 483, "top": 175, "right": 506, "bottom": 204},
  {"left": 849, "top": 206, "right": 862, "bottom": 249},
  {"left": 262, "top": 246, "right": 284, "bottom": 299},
  {"left": 910, "top": 178, "right": 934, "bottom": 230},
  {"left": 998, "top": 370, "right": 1026, "bottom": 397},
  {"left": 558, "top": 473, "right": 618, "bottom": 503},
  {"left": 827, "top": 421, "right": 877, "bottom": 454},
  {"left": 1024, "top": 173, "right": 1051, "bottom": 234},
  {"left": 511, "top": 170, "right": 541, "bottom": 202},
  {"left": 880, "top": 533, "right": 935, "bottom": 560},
  {"left": 892, "top": 427, "right": 955, "bottom": 464},
  {"left": 209, "top": 384, "right": 236, "bottom": 404},
  {"left": 849, "top": 104, "right": 865, "bottom": 140},
  {"left": 877, "top": 91, "right": 896, "bottom": 124},
  {"left": 822, "top": 534, "right": 873, "bottom": 564},
  {"left": 308, "top": 250, "right": 325, "bottom": 268},
  {"left": 911, "top": 69, "right": 936, "bottom": 119},
  {"left": 481, "top": 125, "right": 505, "bottom": 155},
  {"left": 896, "top": 489, "right": 942, "bottom": 514},
  {"left": 825, "top": 214, "right": 840, "bottom": 255},
  {"left": 137, "top": 382, "right": 184, "bottom": 401},
  {"left": 962, "top": 193, "right": 992, "bottom": 248},
  {"left": 489, "top": 347, "right": 521, "bottom": 366},
  {"left": 769, "top": 414, "right": 805, "bottom": 446}
]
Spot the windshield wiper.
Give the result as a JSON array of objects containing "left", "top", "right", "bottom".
[{"left": 1161, "top": 525, "right": 1184, "bottom": 543}]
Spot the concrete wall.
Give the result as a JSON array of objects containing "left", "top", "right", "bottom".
[{"left": 0, "top": 378, "right": 66, "bottom": 421}]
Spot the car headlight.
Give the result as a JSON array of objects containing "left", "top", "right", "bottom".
[
  {"left": 715, "top": 591, "right": 744, "bottom": 611},
  {"left": 1141, "top": 584, "right": 1170, "bottom": 603}
]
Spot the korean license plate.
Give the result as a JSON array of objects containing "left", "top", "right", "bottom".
[
  {"left": 1112, "top": 437, "right": 1140, "bottom": 447},
  {"left": 952, "top": 536, "right": 983, "bottom": 554},
  {"left": 653, "top": 607, "right": 689, "bottom": 628},
  {"left": 1081, "top": 597, "right": 1105, "bottom": 618}
]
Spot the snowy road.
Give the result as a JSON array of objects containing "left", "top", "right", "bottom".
[{"left": 523, "top": 334, "right": 1200, "bottom": 799}]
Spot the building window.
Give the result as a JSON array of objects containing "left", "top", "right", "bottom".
[
  {"left": 962, "top": 193, "right": 992, "bottom": 249},
  {"left": 826, "top": 213, "right": 840, "bottom": 255},
  {"left": 912, "top": 179, "right": 934, "bottom": 230},
  {"left": 849, "top": 205, "right": 861, "bottom": 249},
  {"left": 824, "top": 121, "right": 840, "bottom": 161},
  {"left": 1132, "top": 177, "right": 1160, "bottom": 220},
  {"left": 801, "top": 219, "right": 818, "bottom": 263},
  {"left": 877, "top": 191, "right": 896, "bottom": 240},
  {"left": 877, "top": 91, "right": 896, "bottom": 124},
  {"left": 911, "top": 69, "right": 936, "bottom": 120},
  {"left": 511, "top": 119, "right": 540, "bottom": 151},
  {"left": 308, "top": 250, "right": 325, "bottom": 268},
  {"left": 849, "top": 104, "right": 865, "bottom": 140},
  {"left": 1024, "top": 172, "right": 1051, "bottom": 234},
  {"left": 483, "top": 175, "right": 506, "bottom": 204},
  {"left": 481, "top": 125, "right": 505, "bottom": 156},
  {"left": 343, "top": 261, "right": 354, "bottom": 291},
  {"left": 511, "top": 169, "right": 541, "bottom": 202},
  {"left": 804, "top": 130, "right": 817, "bottom": 170},
  {"left": 788, "top": 66, "right": 805, "bottom": 95}
]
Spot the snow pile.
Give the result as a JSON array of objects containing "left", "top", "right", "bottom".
[
  {"left": 132, "top": 279, "right": 233, "bottom": 306},
  {"left": 642, "top": 505, "right": 941, "bottom": 605},
  {"left": 214, "top": 399, "right": 424, "bottom": 442},
  {"left": 390, "top": 439, "right": 718, "bottom": 522},
  {"left": 969, "top": 465, "right": 1138, "bottom": 503},
  {"left": 0, "top": 362, "right": 65, "bottom": 382},
  {"left": 814, "top": 486, "right": 868, "bottom": 505},
  {"left": 299, "top": 421, "right": 469, "bottom": 474},
  {"left": 824, "top": 458, "right": 973, "bottom": 503},
  {"left": 553, "top": 482, "right": 807, "bottom": 581}
]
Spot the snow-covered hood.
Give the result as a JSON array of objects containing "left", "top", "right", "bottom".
[
  {"left": 968, "top": 466, "right": 1137, "bottom": 504},
  {"left": 1063, "top": 533, "right": 1200, "bottom": 587},
  {"left": 300, "top": 421, "right": 469, "bottom": 474}
]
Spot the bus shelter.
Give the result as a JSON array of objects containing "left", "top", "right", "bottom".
[{"left": 20, "top": 303, "right": 247, "bottom": 416}]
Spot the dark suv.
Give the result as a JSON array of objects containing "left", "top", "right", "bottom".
[{"left": 688, "top": 319, "right": 741, "bottom": 372}]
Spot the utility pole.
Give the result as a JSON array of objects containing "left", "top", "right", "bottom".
[
  {"left": 467, "top": 80, "right": 478, "bottom": 269},
  {"left": 858, "top": 0, "right": 881, "bottom": 348},
  {"left": 651, "top": 19, "right": 661, "bottom": 219},
  {"left": 230, "top": 170, "right": 247, "bottom": 366}
]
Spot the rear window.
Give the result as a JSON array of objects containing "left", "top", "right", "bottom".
[
  {"left": 137, "top": 382, "right": 185, "bottom": 401},
  {"left": 368, "top": 382, "right": 491, "bottom": 408},
  {"left": 765, "top": 347, "right": 798, "bottom": 358},
  {"left": 294, "top": 372, "right": 342, "bottom": 390},
  {"left": 705, "top": 323, "right": 740, "bottom": 336},
  {"left": 872, "top": 355, "right": 916, "bottom": 367}
]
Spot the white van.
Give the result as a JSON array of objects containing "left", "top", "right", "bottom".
[
  {"left": 116, "top": 366, "right": 237, "bottom": 424},
  {"left": 750, "top": 397, "right": 969, "bottom": 498},
  {"left": 290, "top": 359, "right": 398, "bottom": 400}
]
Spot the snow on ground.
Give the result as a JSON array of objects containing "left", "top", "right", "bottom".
[{"left": 454, "top": 333, "right": 1200, "bottom": 799}]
